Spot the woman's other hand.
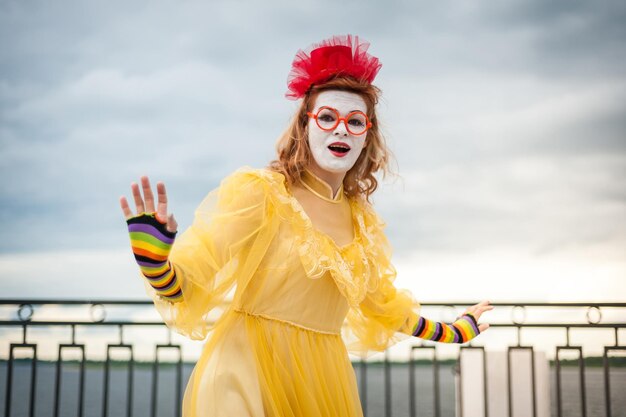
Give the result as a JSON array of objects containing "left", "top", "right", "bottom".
[{"left": 460, "top": 300, "right": 493, "bottom": 333}]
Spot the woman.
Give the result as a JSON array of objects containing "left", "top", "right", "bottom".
[{"left": 120, "top": 34, "right": 493, "bottom": 417}]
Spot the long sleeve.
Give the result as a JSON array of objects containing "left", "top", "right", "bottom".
[
  {"left": 142, "top": 167, "right": 279, "bottom": 340},
  {"left": 344, "top": 265, "right": 420, "bottom": 356},
  {"left": 345, "top": 267, "right": 480, "bottom": 355},
  {"left": 341, "top": 199, "right": 480, "bottom": 357},
  {"left": 342, "top": 200, "right": 421, "bottom": 357}
]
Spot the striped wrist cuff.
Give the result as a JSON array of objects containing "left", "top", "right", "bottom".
[
  {"left": 141, "top": 261, "right": 183, "bottom": 303},
  {"left": 412, "top": 314, "right": 480, "bottom": 344},
  {"left": 127, "top": 212, "right": 182, "bottom": 303}
]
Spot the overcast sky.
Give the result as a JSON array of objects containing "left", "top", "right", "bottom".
[{"left": 1, "top": 0, "right": 625, "bottom": 315}]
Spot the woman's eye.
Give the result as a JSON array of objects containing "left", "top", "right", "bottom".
[
  {"left": 319, "top": 115, "right": 335, "bottom": 122},
  {"left": 348, "top": 119, "right": 365, "bottom": 127}
]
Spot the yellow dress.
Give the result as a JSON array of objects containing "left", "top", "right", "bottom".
[{"left": 142, "top": 166, "right": 421, "bottom": 417}]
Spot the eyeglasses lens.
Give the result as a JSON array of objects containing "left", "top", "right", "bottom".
[
  {"left": 346, "top": 113, "right": 367, "bottom": 135},
  {"left": 315, "top": 108, "right": 368, "bottom": 135},
  {"left": 316, "top": 108, "right": 339, "bottom": 130}
]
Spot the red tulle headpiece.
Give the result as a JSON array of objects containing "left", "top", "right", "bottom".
[{"left": 285, "top": 34, "right": 382, "bottom": 100}]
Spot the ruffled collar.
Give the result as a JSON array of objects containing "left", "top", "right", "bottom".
[
  {"left": 301, "top": 168, "right": 344, "bottom": 203},
  {"left": 252, "top": 167, "right": 391, "bottom": 307}
]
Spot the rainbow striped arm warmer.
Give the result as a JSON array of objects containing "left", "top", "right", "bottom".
[
  {"left": 412, "top": 313, "right": 480, "bottom": 344},
  {"left": 126, "top": 212, "right": 182, "bottom": 303}
]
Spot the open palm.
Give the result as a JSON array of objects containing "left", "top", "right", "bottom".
[{"left": 119, "top": 175, "right": 178, "bottom": 233}]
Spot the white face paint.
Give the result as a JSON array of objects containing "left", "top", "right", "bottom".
[{"left": 307, "top": 90, "right": 369, "bottom": 174}]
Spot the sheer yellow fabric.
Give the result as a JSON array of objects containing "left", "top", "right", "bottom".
[
  {"left": 139, "top": 166, "right": 421, "bottom": 416},
  {"left": 342, "top": 211, "right": 421, "bottom": 355},
  {"left": 143, "top": 168, "right": 278, "bottom": 340}
]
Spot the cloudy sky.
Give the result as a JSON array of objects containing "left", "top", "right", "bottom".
[{"left": 1, "top": 0, "right": 625, "bottom": 323}]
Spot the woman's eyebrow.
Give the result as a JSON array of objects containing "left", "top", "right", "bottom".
[{"left": 318, "top": 106, "right": 364, "bottom": 113}]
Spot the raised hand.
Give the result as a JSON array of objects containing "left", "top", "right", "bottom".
[
  {"left": 120, "top": 176, "right": 178, "bottom": 233},
  {"left": 120, "top": 176, "right": 182, "bottom": 303},
  {"left": 458, "top": 300, "right": 493, "bottom": 333}
]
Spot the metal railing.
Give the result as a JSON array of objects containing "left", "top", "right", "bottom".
[{"left": 1, "top": 299, "right": 624, "bottom": 417}]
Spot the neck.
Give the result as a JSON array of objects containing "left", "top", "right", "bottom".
[{"left": 303, "top": 164, "right": 345, "bottom": 200}]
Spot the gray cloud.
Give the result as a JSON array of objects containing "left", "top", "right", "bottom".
[
  {"left": 1, "top": 0, "right": 624, "bottom": 273},
  {"left": 374, "top": 153, "right": 626, "bottom": 258}
]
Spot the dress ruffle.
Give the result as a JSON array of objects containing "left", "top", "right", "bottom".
[
  {"left": 251, "top": 167, "right": 420, "bottom": 356},
  {"left": 253, "top": 168, "right": 390, "bottom": 308}
]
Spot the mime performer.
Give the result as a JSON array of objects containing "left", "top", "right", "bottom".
[{"left": 120, "top": 34, "right": 493, "bottom": 417}]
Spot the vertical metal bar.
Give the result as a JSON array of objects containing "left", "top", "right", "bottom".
[
  {"left": 103, "top": 346, "right": 110, "bottom": 417},
  {"left": 103, "top": 344, "right": 134, "bottom": 417},
  {"left": 176, "top": 349, "right": 183, "bottom": 417},
  {"left": 603, "top": 346, "right": 626, "bottom": 417},
  {"left": 578, "top": 348, "right": 587, "bottom": 417},
  {"left": 555, "top": 346, "right": 587, "bottom": 417},
  {"left": 458, "top": 349, "right": 463, "bottom": 417},
  {"left": 360, "top": 358, "right": 367, "bottom": 417},
  {"left": 507, "top": 346, "right": 511, "bottom": 417},
  {"left": 128, "top": 348, "right": 134, "bottom": 417},
  {"left": 482, "top": 347, "right": 488, "bottom": 417},
  {"left": 54, "top": 344, "right": 86, "bottom": 417},
  {"left": 555, "top": 347, "right": 562, "bottom": 417},
  {"left": 409, "top": 347, "right": 416, "bottom": 417},
  {"left": 151, "top": 355, "right": 158, "bottom": 417},
  {"left": 604, "top": 346, "right": 611, "bottom": 417},
  {"left": 433, "top": 348, "right": 440, "bottom": 417},
  {"left": 71, "top": 325, "right": 86, "bottom": 417},
  {"left": 5, "top": 344, "right": 38, "bottom": 417},
  {"left": 151, "top": 344, "right": 183, "bottom": 417},
  {"left": 5, "top": 344, "right": 14, "bottom": 417},
  {"left": 384, "top": 349, "right": 391, "bottom": 417},
  {"left": 78, "top": 346, "right": 85, "bottom": 417},
  {"left": 54, "top": 345, "right": 62, "bottom": 417},
  {"left": 530, "top": 348, "right": 537, "bottom": 417},
  {"left": 30, "top": 345, "right": 37, "bottom": 417}
]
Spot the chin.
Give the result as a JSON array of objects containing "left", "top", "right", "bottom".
[{"left": 319, "top": 164, "right": 353, "bottom": 174}]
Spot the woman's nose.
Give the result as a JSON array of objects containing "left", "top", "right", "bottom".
[{"left": 333, "top": 122, "right": 349, "bottom": 136}]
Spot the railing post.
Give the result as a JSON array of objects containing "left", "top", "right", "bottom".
[
  {"left": 54, "top": 343, "right": 86, "bottom": 417},
  {"left": 151, "top": 344, "right": 183, "bottom": 417}
]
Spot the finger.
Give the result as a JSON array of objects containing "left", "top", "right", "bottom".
[
  {"left": 142, "top": 176, "right": 155, "bottom": 213},
  {"left": 476, "top": 304, "right": 495, "bottom": 316},
  {"left": 464, "top": 307, "right": 477, "bottom": 317},
  {"left": 466, "top": 301, "right": 492, "bottom": 316},
  {"left": 156, "top": 182, "right": 168, "bottom": 222},
  {"left": 474, "top": 305, "right": 494, "bottom": 320},
  {"left": 166, "top": 213, "right": 178, "bottom": 233},
  {"left": 120, "top": 196, "right": 133, "bottom": 219},
  {"left": 131, "top": 182, "right": 145, "bottom": 214},
  {"left": 478, "top": 323, "right": 490, "bottom": 332}
]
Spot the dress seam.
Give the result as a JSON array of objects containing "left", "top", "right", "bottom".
[{"left": 233, "top": 308, "right": 341, "bottom": 336}]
